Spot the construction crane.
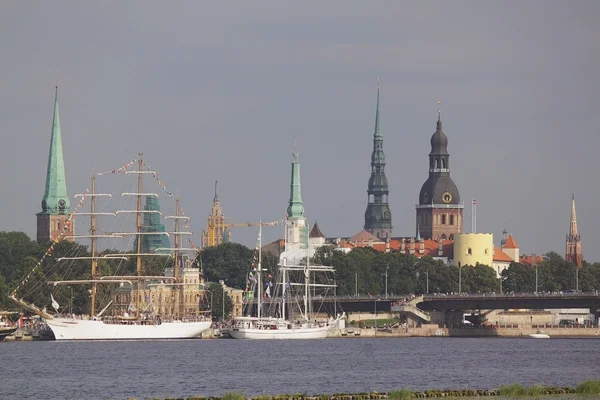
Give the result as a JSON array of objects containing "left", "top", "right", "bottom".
[{"left": 206, "top": 219, "right": 284, "bottom": 247}]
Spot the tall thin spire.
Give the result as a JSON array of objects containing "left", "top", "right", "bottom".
[
  {"left": 214, "top": 180, "right": 219, "bottom": 202},
  {"left": 41, "top": 85, "right": 70, "bottom": 215},
  {"left": 364, "top": 79, "right": 392, "bottom": 239},
  {"left": 566, "top": 193, "right": 582, "bottom": 268},
  {"left": 374, "top": 77, "right": 382, "bottom": 139},
  {"left": 287, "top": 137, "right": 304, "bottom": 219},
  {"left": 570, "top": 193, "right": 577, "bottom": 235}
]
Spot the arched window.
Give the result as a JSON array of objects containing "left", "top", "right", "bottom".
[{"left": 467, "top": 248, "right": 472, "bottom": 255}]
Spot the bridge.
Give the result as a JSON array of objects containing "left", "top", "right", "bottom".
[{"left": 312, "top": 292, "right": 600, "bottom": 325}]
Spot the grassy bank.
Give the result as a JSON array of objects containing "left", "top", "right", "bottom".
[{"left": 140, "top": 380, "right": 600, "bottom": 400}]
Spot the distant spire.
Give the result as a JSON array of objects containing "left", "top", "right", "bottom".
[
  {"left": 287, "top": 138, "right": 304, "bottom": 219},
  {"left": 214, "top": 180, "right": 219, "bottom": 202},
  {"left": 416, "top": 224, "right": 421, "bottom": 241},
  {"left": 569, "top": 193, "right": 578, "bottom": 236},
  {"left": 41, "top": 85, "right": 70, "bottom": 215},
  {"left": 374, "top": 77, "right": 382, "bottom": 139}
]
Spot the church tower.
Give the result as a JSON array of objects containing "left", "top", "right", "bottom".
[
  {"left": 36, "top": 87, "right": 74, "bottom": 244},
  {"left": 566, "top": 194, "right": 582, "bottom": 268},
  {"left": 364, "top": 80, "right": 392, "bottom": 239},
  {"left": 285, "top": 140, "right": 308, "bottom": 252},
  {"left": 416, "top": 112, "right": 463, "bottom": 240}
]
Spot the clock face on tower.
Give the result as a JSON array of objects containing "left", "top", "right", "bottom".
[
  {"left": 442, "top": 192, "right": 452, "bottom": 203},
  {"left": 58, "top": 199, "right": 66, "bottom": 209}
]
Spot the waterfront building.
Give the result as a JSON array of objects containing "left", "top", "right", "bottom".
[
  {"left": 113, "top": 258, "right": 206, "bottom": 317},
  {"left": 133, "top": 196, "right": 170, "bottom": 254},
  {"left": 416, "top": 112, "right": 463, "bottom": 240},
  {"left": 36, "top": 87, "right": 74, "bottom": 244},
  {"left": 565, "top": 194, "right": 583, "bottom": 268},
  {"left": 364, "top": 81, "right": 392, "bottom": 239},
  {"left": 201, "top": 181, "right": 232, "bottom": 248}
]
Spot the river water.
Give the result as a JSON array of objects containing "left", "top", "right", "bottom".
[{"left": 2, "top": 337, "right": 599, "bottom": 400}]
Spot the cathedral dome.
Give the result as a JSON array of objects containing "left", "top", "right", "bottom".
[{"left": 419, "top": 176, "right": 460, "bottom": 205}]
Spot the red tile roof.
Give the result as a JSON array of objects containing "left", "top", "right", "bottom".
[
  {"left": 493, "top": 246, "right": 513, "bottom": 262},
  {"left": 503, "top": 234, "right": 519, "bottom": 249},
  {"left": 520, "top": 254, "right": 544, "bottom": 265},
  {"left": 347, "top": 230, "right": 383, "bottom": 244}
]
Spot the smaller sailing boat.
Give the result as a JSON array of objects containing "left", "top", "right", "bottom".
[
  {"left": 11, "top": 156, "right": 212, "bottom": 340},
  {"left": 0, "top": 312, "right": 18, "bottom": 340},
  {"left": 230, "top": 223, "right": 343, "bottom": 339}
]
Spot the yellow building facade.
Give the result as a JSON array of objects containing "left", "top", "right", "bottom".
[{"left": 453, "top": 233, "right": 494, "bottom": 267}]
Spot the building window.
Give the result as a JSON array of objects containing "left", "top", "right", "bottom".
[
  {"left": 441, "top": 215, "right": 446, "bottom": 225},
  {"left": 450, "top": 215, "right": 454, "bottom": 225},
  {"left": 467, "top": 248, "right": 472, "bottom": 255},
  {"left": 484, "top": 248, "right": 489, "bottom": 255}
]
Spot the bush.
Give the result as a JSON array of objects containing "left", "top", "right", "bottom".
[
  {"left": 222, "top": 393, "right": 245, "bottom": 400},
  {"left": 388, "top": 389, "right": 413, "bottom": 400},
  {"left": 576, "top": 380, "right": 600, "bottom": 394}
]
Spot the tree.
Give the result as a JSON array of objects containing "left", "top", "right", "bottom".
[{"left": 206, "top": 282, "right": 233, "bottom": 321}]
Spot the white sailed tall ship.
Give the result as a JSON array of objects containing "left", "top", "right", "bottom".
[{"left": 12, "top": 156, "right": 211, "bottom": 340}]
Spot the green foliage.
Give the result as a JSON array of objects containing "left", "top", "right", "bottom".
[
  {"left": 206, "top": 282, "right": 233, "bottom": 321},
  {"left": 201, "top": 243, "right": 254, "bottom": 289},
  {"left": 221, "top": 393, "right": 245, "bottom": 400},
  {"left": 387, "top": 390, "right": 413, "bottom": 400},
  {"left": 498, "top": 384, "right": 526, "bottom": 396},
  {"left": 576, "top": 380, "right": 600, "bottom": 394}
]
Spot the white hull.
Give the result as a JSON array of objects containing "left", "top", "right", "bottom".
[
  {"left": 529, "top": 333, "right": 550, "bottom": 339},
  {"left": 46, "top": 318, "right": 212, "bottom": 340},
  {"left": 230, "top": 324, "right": 330, "bottom": 339}
]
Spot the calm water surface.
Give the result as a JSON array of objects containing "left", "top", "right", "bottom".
[{"left": 2, "top": 338, "right": 599, "bottom": 400}]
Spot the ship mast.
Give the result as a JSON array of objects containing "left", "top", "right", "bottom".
[
  {"left": 90, "top": 174, "right": 98, "bottom": 316},
  {"left": 135, "top": 156, "right": 143, "bottom": 320},
  {"left": 257, "top": 221, "right": 262, "bottom": 320}
]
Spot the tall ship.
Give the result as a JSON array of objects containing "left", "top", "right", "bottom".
[
  {"left": 230, "top": 223, "right": 343, "bottom": 339},
  {"left": 11, "top": 155, "right": 212, "bottom": 340}
]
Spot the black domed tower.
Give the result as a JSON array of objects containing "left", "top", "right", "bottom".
[{"left": 415, "top": 112, "right": 463, "bottom": 240}]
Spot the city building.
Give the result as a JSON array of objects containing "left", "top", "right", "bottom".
[
  {"left": 113, "top": 258, "right": 206, "bottom": 318},
  {"left": 566, "top": 194, "right": 583, "bottom": 268},
  {"left": 133, "top": 196, "right": 170, "bottom": 254},
  {"left": 201, "top": 181, "right": 232, "bottom": 248},
  {"left": 37, "top": 87, "right": 74, "bottom": 244},
  {"left": 364, "top": 81, "right": 392, "bottom": 239},
  {"left": 416, "top": 112, "right": 464, "bottom": 240}
]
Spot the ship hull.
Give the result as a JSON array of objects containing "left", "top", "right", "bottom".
[
  {"left": 230, "top": 325, "right": 330, "bottom": 339},
  {"left": 46, "top": 318, "right": 212, "bottom": 340}
]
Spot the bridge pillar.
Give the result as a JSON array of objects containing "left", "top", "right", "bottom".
[{"left": 430, "top": 310, "right": 463, "bottom": 327}]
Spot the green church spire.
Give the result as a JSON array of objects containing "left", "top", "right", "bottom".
[
  {"left": 286, "top": 138, "right": 304, "bottom": 219},
  {"left": 41, "top": 86, "right": 70, "bottom": 215}
]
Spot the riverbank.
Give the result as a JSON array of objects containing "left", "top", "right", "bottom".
[
  {"left": 327, "top": 324, "right": 600, "bottom": 338},
  {"left": 146, "top": 380, "right": 600, "bottom": 400}
]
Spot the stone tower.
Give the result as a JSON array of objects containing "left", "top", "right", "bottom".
[
  {"left": 201, "top": 181, "right": 231, "bottom": 247},
  {"left": 565, "top": 193, "right": 582, "bottom": 268},
  {"left": 285, "top": 141, "right": 308, "bottom": 251},
  {"left": 364, "top": 80, "right": 392, "bottom": 239},
  {"left": 416, "top": 112, "right": 463, "bottom": 240},
  {"left": 36, "top": 87, "right": 74, "bottom": 244}
]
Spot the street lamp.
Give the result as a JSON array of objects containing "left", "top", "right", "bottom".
[
  {"left": 68, "top": 286, "right": 73, "bottom": 315},
  {"left": 416, "top": 270, "right": 429, "bottom": 294},
  {"left": 535, "top": 264, "right": 539, "bottom": 294},
  {"left": 355, "top": 272, "right": 358, "bottom": 297},
  {"left": 576, "top": 267, "right": 579, "bottom": 292},
  {"left": 382, "top": 267, "right": 389, "bottom": 299},
  {"left": 458, "top": 263, "right": 462, "bottom": 294}
]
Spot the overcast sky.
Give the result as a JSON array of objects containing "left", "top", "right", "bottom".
[{"left": 1, "top": 1, "right": 598, "bottom": 261}]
